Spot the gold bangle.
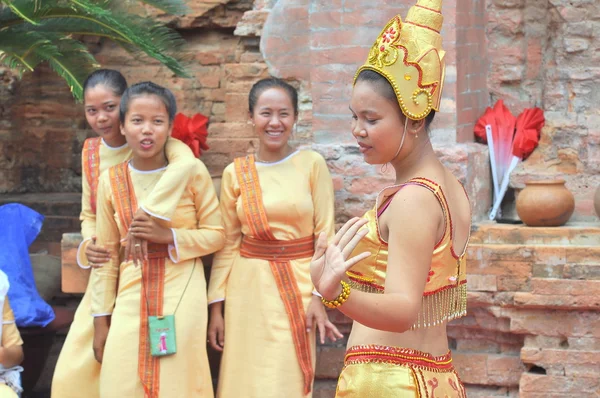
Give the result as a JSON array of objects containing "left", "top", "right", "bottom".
[{"left": 321, "top": 281, "right": 351, "bottom": 309}]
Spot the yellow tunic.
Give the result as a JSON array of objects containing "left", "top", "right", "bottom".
[
  {"left": 0, "top": 298, "right": 23, "bottom": 398},
  {"left": 51, "top": 138, "right": 196, "bottom": 398},
  {"left": 208, "top": 150, "right": 335, "bottom": 398},
  {"left": 91, "top": 159, "right": 224, "bottom": 398}
]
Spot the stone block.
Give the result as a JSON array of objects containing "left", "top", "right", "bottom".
[
  {"left": 519, "top": 373, "right": 600, "bottom": 395},
  {"left": 61, "top": 232, "right": 88, "bottom": 294},
  {"left": 315, "top": 345, "right": 345, "bottom": 379}
]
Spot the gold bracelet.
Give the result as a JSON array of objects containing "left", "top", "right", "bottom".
[{"left": 321, "top": 280, "right": 351, "bottom": 309}]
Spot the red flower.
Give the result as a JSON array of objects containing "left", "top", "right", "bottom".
[
  {"left": 171, "top": 112, "right": 209, "bottom": 157},
  {"left": 382, "top": 27, "right": 396, "bottom": 43}
]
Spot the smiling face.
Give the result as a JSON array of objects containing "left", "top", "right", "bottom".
[
  {"left": 250, "top": 87, "right": 297, "bottom": 155},
  {"left": 84, "top": 85, "right": 124, "bottom": 147},
  {"left": 120, "top": 94, "right": 170, "bottom": 170}
]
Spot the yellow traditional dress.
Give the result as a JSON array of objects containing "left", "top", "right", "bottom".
[
  {"left": 335, "top": 0, "right": 471, "bottom": 395},
  {"left": 337, "top": 178, "right": 468, "bottom": 397},
  {"left": 51, "top": 137, "right": 196, "bottom": 398},
  {"left": 91, "top": 159, "right": 224, "bottom": 398},
  {"left": 0, "top": 298, "right": 23, "bottom": 398},
  {"left": 208, "top": 150, "right": 335, "bottom": 398}
]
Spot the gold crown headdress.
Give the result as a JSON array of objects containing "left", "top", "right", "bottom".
[{"left": 354, "top": 0, "right": 446, "bottom": 121}]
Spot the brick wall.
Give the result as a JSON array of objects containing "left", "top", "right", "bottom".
[
  {"left": 261, "top": 0, "right": 492, "bottom": 223},
  {"left": 486, "top": 0, "right": 600, "bottom": 221}
]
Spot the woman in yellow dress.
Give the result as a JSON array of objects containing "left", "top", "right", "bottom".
[
  {"left": 0, "top": 270, "right": 24, "bottom": 398},
  {"left": 310, "top": 1, "right": 471, "bottom": 396},
  {"left": 90, "top": 81, "right": 224, "bottom": 397},
  {"left": 51, "top": 70, "right": 197, "bottom": 398},
  {"left": 207, "top": 77, "right": 342, "bottom": 397}
]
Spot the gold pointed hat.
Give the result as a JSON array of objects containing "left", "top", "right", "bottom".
[{"left": 354, "top": 0, "right": 446, "bottom": 120}]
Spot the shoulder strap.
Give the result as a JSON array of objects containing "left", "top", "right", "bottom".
[
  {"left": 108, "top": 161, "right": 137, "bottom": 234},
  {"left": 83, "top": 137, "right": 102, "bottom": 213},
  {"left": 402, "top": 177, "right": 452, "bottom": 240},
  {"left": 233, "top": 154, "right": 276, "bottom": 240}
]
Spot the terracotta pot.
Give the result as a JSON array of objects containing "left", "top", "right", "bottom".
[
  {"left": 516, "top": 179, "right": 575, "bottom": 227},
  {"left": 594, "top": 185, "right": 600, "bottom": 219}
]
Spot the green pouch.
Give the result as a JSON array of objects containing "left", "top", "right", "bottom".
[{"left": 148, "top": 314, "right": 177, "bottom": 357}]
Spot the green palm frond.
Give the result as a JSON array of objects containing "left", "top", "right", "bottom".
[
  {"left": 40, "top": 36, "right": 100, "bottom": 99},
  {"left": 0, "top": 0, "right": 43, "bottom": 25},
  {"left": 0, "top": 30, "right": 52, "bottom": 74},
  {"left": 109, "top": 0, "right": 189, "bottom": 16},
  {"left": 0, "top": 30, "right": 99, "bottom": 99},
  {"left": 0, "top": 0, "right": 190, "bottom": 101}
]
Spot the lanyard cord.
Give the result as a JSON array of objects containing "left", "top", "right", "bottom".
[{"left": 140, "top": 258, "right": 196, "bottom": 317}]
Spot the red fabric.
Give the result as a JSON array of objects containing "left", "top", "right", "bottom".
[
  {"left": 171, "top": 112, "right": 209, "bottom": 157},
  {"left": 474, "top": 106, "right": 495, "bottom": 143},
  {"left": 513, "top": 107, "right": 544, "bottom": 160}
]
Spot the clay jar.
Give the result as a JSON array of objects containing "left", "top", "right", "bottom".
[
  {"left": 594, "top": 185, "right": 600, "bottom": 218},
  {"left": 516, "top": 179, "right": 575, "bottom": 227}
]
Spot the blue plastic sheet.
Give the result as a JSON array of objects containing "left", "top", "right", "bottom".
[{"left": 0, "top": 203, "right": 55, "bottom": 327}]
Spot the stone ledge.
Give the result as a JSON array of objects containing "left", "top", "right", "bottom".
[{"left": 471, "top": 222, "right": 600, "bottom": 246}]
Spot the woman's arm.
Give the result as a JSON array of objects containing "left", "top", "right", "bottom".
[
  {"left": 206, "top": 164, "right": 241, "bottom": 305},
  {"left": 313, "top": 186, "right": 441, "bottom": 333},
  {"left": 166, "top": 159, "right": 225, "bottom": 264},
  {"left": 310, "top": 152, "right": 335, "bottom": 240},
  {"left": 0, "top": 298, "right": 23, "bottom": 368},
  {"left": 89, "top": 172, "right": 121, "bottom": 317},
  {"left": 141, "top": 137, "right": 196, "bottom": 221}
]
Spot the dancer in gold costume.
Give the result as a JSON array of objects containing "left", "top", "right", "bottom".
[{"left": 311, "top": 1, "right": 471, "bottom": 396}]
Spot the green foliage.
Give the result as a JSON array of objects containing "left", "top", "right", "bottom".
[{"left": 0, "top": 0, "right": 190, "bottom": 101}]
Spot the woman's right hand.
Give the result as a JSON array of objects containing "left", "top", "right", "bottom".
[
  {"left": 208, "top": 302, "right": 225, "bottom": 352},
  {"left": 93, "top": 316, "right": 110, "bottom": 363},
  {"left": 86, "top": 236, "right": 111, "bottom": 268},
  {"left": 311, "top": 218, "right": 370, "bottom": 300}
]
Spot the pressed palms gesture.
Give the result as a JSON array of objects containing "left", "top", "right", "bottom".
[{"left": 311, "top": 217, "right": 371, "bottom": 300}]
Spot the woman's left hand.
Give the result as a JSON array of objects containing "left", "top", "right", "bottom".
[{"left": 305, "top": 296, "right": 344, "bottom": 344}]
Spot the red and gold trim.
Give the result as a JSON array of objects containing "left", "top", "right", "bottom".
[
  {"left": 344, "top": 345, "right": 454, "bottom": 372},
  {"left": 346, "top": 271, "right": 385, "bottom": 293},
  {"left": 83, "top": 137, "right": 101, "bottom": 214},
  {"left": 109, "top": 162, "right": 167, "bottom": 398},
  {"left": 234, "top": 154, "right": 314, "bottom": 395}
]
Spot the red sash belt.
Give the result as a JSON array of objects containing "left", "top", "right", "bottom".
[{"left": 240, "top": 234, "right": 314, "bottom": 261}]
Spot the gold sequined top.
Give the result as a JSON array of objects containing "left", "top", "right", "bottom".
[{"left": 346, "top": 177, "right": 469, "bottom": 329}]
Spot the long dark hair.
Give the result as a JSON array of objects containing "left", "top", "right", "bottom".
[
  {"left": 83, "top": 69, "right": 128, "bottom": 97},
  {"left": 248, "top": 77, "right": 298, "bottom": 116}
]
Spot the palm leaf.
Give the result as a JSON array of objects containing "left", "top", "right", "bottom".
[
  {"left": 0, "top": 0, "right": 191, "bottom": 100},
  {"left": 0, "top": 30, "right": 52, "bottom": 74},
  {"left": 40, "top": 37, "right": 99, "bottom": 100},
  {"left": 0, "top": 0, "right": 43, "bottom": 25},
  {"left": 108, "top": 0, "right": 189, "bottom": 16}
]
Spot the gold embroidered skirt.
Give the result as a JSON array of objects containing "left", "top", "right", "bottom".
[{"left": 335, "top": 345, "right": 466, "bottom": 398}]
